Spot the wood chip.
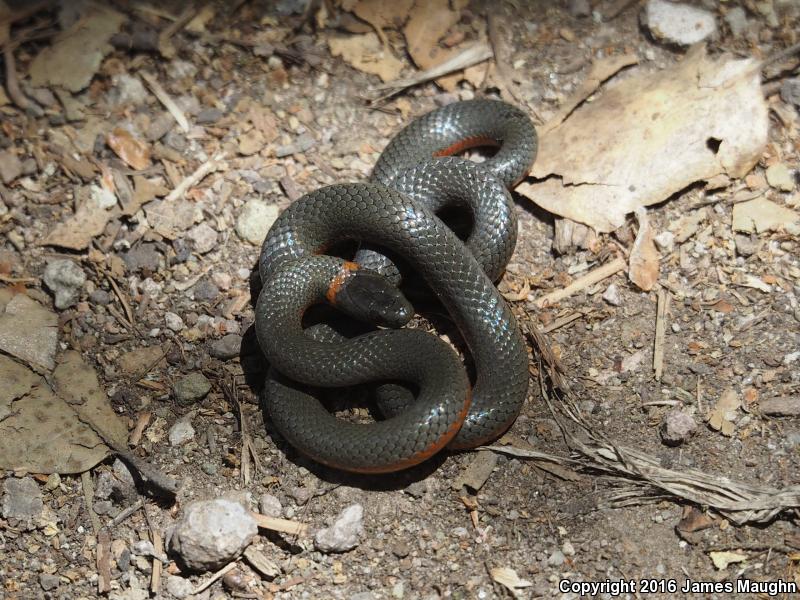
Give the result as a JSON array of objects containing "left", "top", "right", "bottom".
[{"left": 534, "top": 256, "right": 626, "bottom": 308}]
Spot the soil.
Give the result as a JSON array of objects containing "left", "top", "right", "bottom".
[{"left": 1, "top": 1, "right": 799, "bottom": 599}]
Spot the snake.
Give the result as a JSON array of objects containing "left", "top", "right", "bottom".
[{"left": 255, "top": 99, "right": 537, "bottom": 473}]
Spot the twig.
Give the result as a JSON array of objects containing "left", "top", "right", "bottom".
[
  {"left": 97, "top": 528, "right": 112, "bottom": 594},
  {"left": 150, "top": 529, "right": 163, "bottom": 594},
  {"left": 2, "top": 44, "right": 37, "bottom": 114},
  {"left": 129, "top": 411, "right": 152, "bottom": 447},
  {"left": 371, "top": 43, "right": 493, "bottom": 102},
  {"left": 139, "top": 71, "right": 190, "bottom": 133},
  {"left": 758, "top": 40, "right": 800, "bottom": 72},
  {"left": 534, "top": 256, "right": 626, "bottom": 308},
  {"left": 487, "top": 13, "right": 521, "bottom": 104},
  {"left": 81, "top": 471, "right": 103, "bottom": 535},
  {"left": 192, "top": 561, "right": 239, "bottom": 595},
  {"left": 157, "top": 3, "right": 201, "bottom": 58},
  {"left": 0, "top": 274, "right": 36, "bottom": 283},
  {"left": 108, "top": 499, "right": 145, "bottom": 527},
  {"left": 250, "top": 512, "right": 309, "bottom": 536},
  {"left": 653, "top": 288, "right": 669, "bottom": 381},
  {"left": 164, "top": 152, "right": 226, "bottom": 203},
  {"left": 541, "top": 310, "right": 585, "bottom": 333}
]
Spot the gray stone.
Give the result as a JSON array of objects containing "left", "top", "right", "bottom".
[
  {"left": 734, "top": 234, "right": 760, "bottom": 257},
  {"left": 2, "top": 477, "right": 43, "bottom": 522},
  {"left": 765, "top": 163, "right": 795, "bottom": 192},
  {"left": 568, "top": 0, "right": 591, "bottom": 17},
  {"left": 165, "top": 575, "right": 195, "bottom": 599},
  {"left": 781, "top": 78, "right": 800, "bottom": 108},
  {"left": 643, "top": 0, "right": 716, "bottom": 46},
  {"left": 89, "top": 289, "right": 111, "bottom": 305},
  {"left": 235, "top": 199, "right": 279, "bottom": 245},
  {"left": 209, "top": 334, "right": 242, "bottom": 360},
  {"left": 39, "top": 574, "right": 60, "bottom": 591},
  {"left": 0, "top": 150, "right": 23, "bottom": 184},
  {"left": 275, "top": 133, "right": 316, "bottom": 158},
  {"left": 724, "top": 6, "right": 748, "bottom": 37},
  {"left": 122, "top": 243, "right": 161, "bottom": 273},
  {"left": 258, "top": 494, "right": 282, "bottom": 518},
  {"left": 547, "top": 549, "right": 566, "bottom": 566},
  {"left": 187, "top": 223, "right": 218, "bottom": 254},
  {"left": 169, "top": 420, "right": 195, "bottom": 446},
  {"left": 146, "top": 112, "right": 175, "bottom": 141},
  {"left": 174, "top": 372, "right": 212, "bottom": 405},
  {"left": 660, "top": 408, "right": 697, "bottom": 445},
  {"left": 108, "top": 73, "right": 148, "bottom": 107},
  {"left": 169, "top": 499, "right": 258, "bottom": 571},
  {"left": 165, "top": 311, "right": 184, "bottom": 332},
  {"left": 602, "top": 283, "right": 622, "bottom": 306},
  {"left": 168, "top": 60, "right": 198, "bottom": 80},
  {"left": 314, "top": 504, "right": 364, "bottom": 553},
  {"left": 191, "top": 279, "right": 219, "bottom": 302},
  {"left": 43, "top": 259, "right": 87, "bottom": 309},
  {"left": 196, "top": 108, "right": 224, "bottom": 124}
]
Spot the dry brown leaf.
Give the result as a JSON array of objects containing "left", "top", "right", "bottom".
[
  {"left": 351, "top": 0, "right": 414, "bottom": 30},
  {"left": 0, "top": 294, "right": 57, "bottom": 372},
  {"left": 403, "top": 0, "right": 460, "bottom": 69},
  {"left": 628, "top": 207, "right": 660, "bottom": 291},
  {"left": 144, "top": 196, "right": 203, "bottom": 239},
  {"left": 0, "top": 354, "right": 39, "bottom": 422},
  {"left": 42, "top": 187, "right": 119, "bottom": 250},
  {"left": 328, "top": 32, "right": 405, "bottom": 82},
  {"left": 518, "top": 47, "right": 768, "bottom": 232},
  {"left": 122, "top": 175, "right": 169, "bottom": 217},
  {"left": 107, "top": 128, "right": 152, "bottom": 171},
  {"left": 490, "top": 567, "right": 532, "bottom": 596},
  {"left": 708, "top": 388, "right": 740, "bottom": 437},
  {"left": 0, "top": 351, "right": 128, "bottom": 473},
  {"left": 248, "top": 105, "right": 279, "bottom": 143}
]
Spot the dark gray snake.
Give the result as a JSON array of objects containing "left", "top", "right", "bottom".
[{"left": 255, "top": 99, "right": 537, "bottom": 473}]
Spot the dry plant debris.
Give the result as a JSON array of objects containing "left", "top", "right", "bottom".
[{"left": 518, "top": 47, "right": 769, "bottom": 232}]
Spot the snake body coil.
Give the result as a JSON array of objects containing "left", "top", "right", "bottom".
[{"left": 256, "top": 100, "right": 537, "bottom": 473}]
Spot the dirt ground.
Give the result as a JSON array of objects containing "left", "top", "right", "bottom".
[{"left": 1, "top": 1, "right": 799, "bottom": 599}]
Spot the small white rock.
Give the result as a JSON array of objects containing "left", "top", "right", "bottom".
[
  {"left": 164, "top": 311, "right": 185, "bottom": 332},
  {"left": 643, "top": 0, "right": 716, "bottom": 46},
  {"left": 654, "top": 230, "right": 675, "bottom": 253},
  {"left": 314, "top": 504, "right": 364, "bottom": 553},
  {"left": 235, "top": 199, "right": 279, "bottom": 245},
  {"left": 602, "top": 283, "right": 622, "bottom": 306},
  {"left": 168, "top": 420, "right": 195, "bottom": 446}
]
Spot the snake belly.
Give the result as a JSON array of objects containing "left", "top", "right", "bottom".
[{"left": 256, "top": 99, "right": 537, "bottom": 473}]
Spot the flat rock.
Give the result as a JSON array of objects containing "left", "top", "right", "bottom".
[
  {"left": 235, "top": 200, "right": 279, "bottom": 245},
  {"left": 43, "top": 259, "right": 87, "bottom": 309},
  {"left": 174, "top": 372, "right": 212, "bottom": 405},
  {"left": 187, "top": 223, "right": 218, "bottom": 254},
  {"left": 765, "top": 163, "right": 795, "bottom": 192},
  {"left": 314, "top": 504, "right": 364, "bottom": 553},
  {"left": 643, "top": 0, "right": 716, "bottom": 46},
  {"left": 169, "top": 499, "right": 258, "bottom": 571},
  {"left": 661, "top": 408, "right": 697, "bottom": 445},
  {"left": 0, "top": 294, "right": 58, "bottom": 372},
  {"left": 0, "top": 150, "right": 23, "bottom": 184},
  {"left": 781, "top": 78, "right": 800, "bottom": 108},
  {"left": 732, "top": 197, "right": 800, "bottom": 235},
  {"left": 209, "top": 334, "right": 242, "bottom": 360},
  {"left": 169, "top": 420, "right": 195, "bottom": 446},
  {"left": 2, "top": 477, "right": 43, "bottom": 522},
  {"left": 121, "top": 243, "right": 161, "bottom": 273}
]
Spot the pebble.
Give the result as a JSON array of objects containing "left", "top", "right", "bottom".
[
  {"left": 781, "top": 78, "right": 800, "bottom": 108},
  {"left": 765, "top": 163, "right": 795, "bottom": 192},
  {"left": 168, "top": 60, "right": 198, "bottom": 80},
  {"left": 196, "top": 107, "right": 224, "bottom": 124},
  {"left": 211, "top": 272, "right": 232, "bottom": 290},
  {"left": 43, "top": 259, "right": 86, "bottom": 309},
  {"left": 314, "top": 504, "right": 364, "bottom": 553},
  {"left": 568, "top": 0, "right": 591, "bottom": 17},
  {"left": 191, "top": 279, "right": 219, "bottom": 302},
  {"left": 643, "top": 0, "right": 716, "bottom": 46},
  {"left": 724, "top": 6, "right": 748, "bottom": 37},
  {"left": 660, "top": 408, "right": 697, "bottom": 445},
  {"left": 275, "top": 132, "right": 315, "bottom": 158},
  {"left": 169, "top": 420, "right": 195, "bottom": 446},
  {"left": 209, "top": 333, "right": 242, "bottom": 360},
  {"left": 169, "top": 498, "right": 258, "bottom": 571},
  {"left": 547, "top": 549, "right": 566, "bottom": 566},
  {"left": 173, "top": 372, "right": 212, "bottom": 405},
  {"left": 108, "top": 73, "right": 148, "bottom": 107},
  {"left": 235, "top": 199, "right": 279, "bottom": 245},
  {"left": 2, "top": 477, "right": 43, "bottom": 522},
  {"left": 653, "top": 230, "right": 675, "bottom": 253},
  {"left": 122, "top": 243, "right": 161, "bottom": 273},
  {"left": 0, "top": 149, "right": 23, "bottom": 184},
  {"left": 165, "top": 311, "right": 185, "bottom": 332},
  {"left": 146, "top": 112, "right": 175, "bottom": 141},
  {"left": 258, "top": 493, "right": 282, "bottom": 518},
  {"left": 165, "top": 575, "right": 195, "bottom": 599},
  {"left": 44, "top": 473, "right": 61, "bottom": 492},
  {"left": 89, "top": 289, "right": 111, "bottom": 305},
  {"left": 734, "top": 234, "right": 760, "bottom": 257},
  {"left": 602, "top": 283, "right": 622, "bottom": 306},
  {"left": 39, "top": 573, "right": 60, "bottom": 591},
  {"left": 562, "top": 540, "right": 576, "bottom": 556},
  {"left": 187, "top": 223, "right": 218, "bottom": 254}
]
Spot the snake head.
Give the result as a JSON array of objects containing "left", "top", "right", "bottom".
[{"left": 332, "top": 269, "right": 413, "bottom": 328}]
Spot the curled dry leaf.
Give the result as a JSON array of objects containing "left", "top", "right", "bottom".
[
  {"left": 42, "top": 185, "right": 119, "bottom": 250},
  {"left": 708, "top": 388, "right": 740, "bottom": 437},
  {"left": 628, "top": 207, "right": 660, "bottom": 291},
  {"left": 490, "top": 567, "right": 532, "bottom": 596},
  {"left": 518, "top": 47, "right": 768, "bottom": 232},
  {"left": 328, "top": 32, "right": 405, "bottom": 82},
  {"left": 107, "top": 127, "right": 152, "bottom": 171}
]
